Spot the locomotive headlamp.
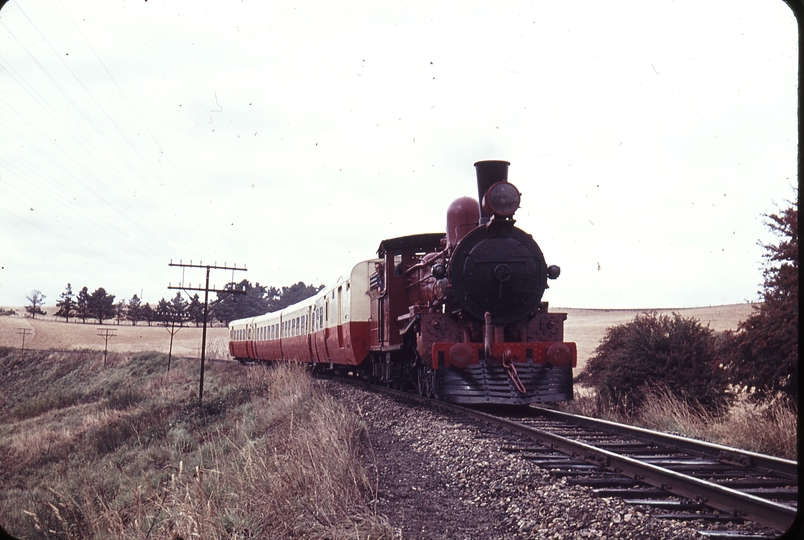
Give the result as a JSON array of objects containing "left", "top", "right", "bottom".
[
  {"left": 431, "top": 263, "right": 446, "bottom": 279},
  {"left": 482, "top": 182, "right": 521, "bottom": 218}
]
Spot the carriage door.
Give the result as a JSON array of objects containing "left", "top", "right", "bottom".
[{"left": 336, "top": 285, "right": 344, "bottom": 348}]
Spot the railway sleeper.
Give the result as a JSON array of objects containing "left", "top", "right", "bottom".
[
  {"left": 593, "top": 487, "right": 670, "bottom": 498},
  {"left": 698, "top": 530, "right": 781, "bottom": 539},
  {"left": 739, "top": 487, "right": 798, "bottom": 501},
  {"left": 567, "top": 477, "right": 643, "bottom": 488},
  {"left": 654, "top": 512, "right": 745, "bottom": 523},
  {"left": 622, "top": 499, "right": 705, "bottom": 511}
]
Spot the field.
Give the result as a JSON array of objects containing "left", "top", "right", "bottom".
[
  {"left": 0, "top": 311, "right": 230, "bottom": 359},
  {"left": 0, "top": 304, "right": 755, "bottom": 371},
  {"left": 560, "top": 303, "right": 755, "bottom": 371}
]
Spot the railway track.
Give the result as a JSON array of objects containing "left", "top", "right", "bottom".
[
  {"left": 496, "top": 407, "right": 797, "bottom": 537},
  {"left": 351, "top": 381, "right": 797, "bottom": 538}
]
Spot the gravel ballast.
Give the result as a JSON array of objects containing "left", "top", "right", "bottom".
[{"left": 327, "top": 383, "right": 783, "bottom": 540}]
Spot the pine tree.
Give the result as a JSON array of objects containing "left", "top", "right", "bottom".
[
  {"left": 76, "top": 287, "right": 90, "bottom": 323},
  {"left": 88, "top": 288, "right": 116, "bottom": 324},
  {"left": 188, "top": 294, "right": 203, "bottom": 327},
  {"left": 170, "top": 292, "right": 188, "bottom": 318},
  {"left": 127, "top": 294, "right": 143, "bottom": 326},
  {"left": 142, "top": 303, "right": 155, "bottom": 326},
  {"left": 55, "top": 284, "right": 75, "bottom": 322},
  {"left": 114, "top": 299, "right": 127, "bottom": 325},
  {"left": 155, "top": 298, "right": 171, "bottom": 323}
]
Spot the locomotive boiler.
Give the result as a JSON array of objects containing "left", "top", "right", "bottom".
[{"left": 229, "top": 160, "right": 576, "bottom": 406}]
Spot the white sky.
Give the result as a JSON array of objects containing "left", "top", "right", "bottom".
[{"left": 0, "top": 0, "right": 797, "bottom": 310}]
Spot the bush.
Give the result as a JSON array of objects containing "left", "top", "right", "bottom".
[{"left": 580, "top": 312, "right": 730, "bottom": 415}]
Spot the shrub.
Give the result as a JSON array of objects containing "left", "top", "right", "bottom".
[{"left": 580, "top": 312, "right": 730, "bottom": 414}]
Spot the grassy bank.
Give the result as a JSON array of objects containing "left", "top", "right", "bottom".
[
  {"left": 0, "top": 348, "right": 391, "bottom": 539},
  {"left": 559, "top": 384, "right": 797, "bottom": 460}
]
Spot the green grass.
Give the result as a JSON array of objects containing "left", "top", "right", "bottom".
[{"left": 0, "top": 351, "right": 391, "bottom": 539}]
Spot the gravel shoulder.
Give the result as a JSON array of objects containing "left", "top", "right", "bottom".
[{"left": 328, "top": 383, "right": 718, "bottom": 540}]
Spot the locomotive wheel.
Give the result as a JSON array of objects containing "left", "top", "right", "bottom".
[
  {"left": 417, "top": 364, "right": 440, "bottom": 399},
  {"left": 416, "top": 363, "right": 427, "bottom": 396},
  {"left": 428, "top": 367, "right": 440, "bottom": 400}
]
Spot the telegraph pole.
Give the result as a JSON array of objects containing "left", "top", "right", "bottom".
[
  {"left": 168, "top": 260, "right": 246, "bottom": 405},
  {"left": 17, "top": 328, "right": 32, "bottom": 353},
  {"left": 158, "top": 310, "right": 192, "bottom": 372},
  {"left": 97, "top": 328, "right": 117, "bottom": 366}
]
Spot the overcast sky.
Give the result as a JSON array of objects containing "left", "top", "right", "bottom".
[{"left": 0, "top": 0, "right": 797, "bottom": 311}]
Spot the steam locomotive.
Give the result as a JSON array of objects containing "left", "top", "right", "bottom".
[{"left": 229, "top": 160, "right": 575, "bottom": 405}]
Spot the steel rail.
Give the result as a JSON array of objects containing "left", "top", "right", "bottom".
[
  {"left": 441, "top": 405, "right": 797, "bottom": 533},
  {"left": 531, "top": 407, "right": 798, "bottom": 480}
]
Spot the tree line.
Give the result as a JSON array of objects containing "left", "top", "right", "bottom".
[{"left": 21, "top": 280, "right": 324, "bottom": 327}]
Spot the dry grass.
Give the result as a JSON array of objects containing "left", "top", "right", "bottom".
[
  {"left": 0, "top": 350, "right": 391, "bottom": 539},
  {"left": 0, "top": 313, "right": 229, "bottom": 357},
  {"left": 560, "top": 384, "right": 797, "bottom": 460}
]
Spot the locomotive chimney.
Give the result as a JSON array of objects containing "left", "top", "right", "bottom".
[{"left": 474, "top": 160, "right": 510, "bottom": 224}]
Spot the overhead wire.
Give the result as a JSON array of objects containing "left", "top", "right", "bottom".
[
  {"left": 0, "top": 93, "right": 179, "bottom": 261},
  {"left": 0, "top": 1, "right": 254, "bottom": 303},
  {"left": 54, "top": 0, "right": 231, "bottom": 249},
  {"left": 14, "top": 2, "right": 214, "bottom": 246},
  {"left": 0, "top": 17, "right": 208, "bottom": 249}
]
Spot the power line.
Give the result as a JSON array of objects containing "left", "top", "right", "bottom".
[
  {"left": 168, "top": 261, "right": 247, "bottom": 405},
  {"left": 0, "top": 13, "right": 221, "bottom": 250},
  {"left": 96, "top": 327, "right": 116, "bottom": 366},
  {"left": 55, "top": 0, "right": 229, "bottom": 249},
  {"left": 16, "top": 328, "right": 32, "bottom": 353}
]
